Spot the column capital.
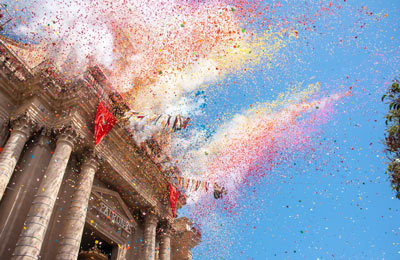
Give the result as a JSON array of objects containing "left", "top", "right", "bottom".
[
  {"left": 81, "top": 150, "right": 100, "bottom": 172},
  {"left": 10, "top": 113, "right": 35, "bottom": 137},
  {"left": 56, "top": 125, "right": 78, "bottom": 148},
  {"left": 159, "top": 221, "right": 173, "bottom": 238},
  {"left": 144, "top": 210, "right": 159, "bottom": 226}
]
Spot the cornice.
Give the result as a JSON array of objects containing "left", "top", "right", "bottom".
[{"left": 0, "top": 40, "right": 33, "bottom": 81}]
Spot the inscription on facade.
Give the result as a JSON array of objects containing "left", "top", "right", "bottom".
[{"left": 97, "top": 202, "right": 132, "bottom": 234}]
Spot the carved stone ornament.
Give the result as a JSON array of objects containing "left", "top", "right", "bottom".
[
  {"left": 143, "top": 208, "right": 159, "bottom": 225},
  {"left": 82, "top": 149, "right": 100, "bottom": 172},
  {"left": 10, "top": 113, "right": 36, "bottom": 137},
  {"left": 158, "top": 220, "right": 173, "bottom": 237},
  {"left": 56, "top": 124, "right": 79, "bottom": 148}
]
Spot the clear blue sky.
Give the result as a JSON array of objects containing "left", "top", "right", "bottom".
[{"left": 187, "top": 0, "right": 400, "bottom": 259}]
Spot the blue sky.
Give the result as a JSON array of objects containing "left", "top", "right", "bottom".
[{"left": 188, "top": 0, "right": 400, "bottom": 259}]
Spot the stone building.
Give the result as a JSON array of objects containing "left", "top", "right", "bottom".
[{"left": 0, "top": 36, "right": 201, "bottom": 260}]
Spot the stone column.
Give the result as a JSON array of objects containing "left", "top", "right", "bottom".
[
  {"left": 144, "top": 212, "right": 158, "bottom": 260},
  {"left": 55, "top": 152, "right": 99, "bottom": 260},
  {"left": 11, "top": 126, "right": 77, "bottom": 260},
  {"left": 159, "top": 225, "right": 172, "bottom": 260},
  {"left": 0, "top": 128, "right": 52, "bottom": 259},
  {"left": 0, "top": 114, "right": 33, "bottom": 201}
]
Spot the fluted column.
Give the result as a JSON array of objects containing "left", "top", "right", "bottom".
[
  {"left": 144, "top": 212, "right": 158, "bottom": 260},
  {"left": 0, "top": 114, "right": 33, "bottom": 201},
  {"left": 55, "top": 152, "right": 99, "bottom": 260},
  {"left": 12, "top": 126, "right": 77, "bottom": 260},
  {"left": 159, "top": 225, "right": 172, "bottom": 260}
]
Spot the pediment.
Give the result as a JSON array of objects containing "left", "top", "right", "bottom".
[{"left": 89, "top": 186, "right": 138, "bottom": 234}]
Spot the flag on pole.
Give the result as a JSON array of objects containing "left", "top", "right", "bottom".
[{"left": 94, "top": 102, "right": 117, "bottom": 145}]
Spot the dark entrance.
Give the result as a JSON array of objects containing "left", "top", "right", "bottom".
[{"left": 78, "top": 224, "right": 115, "bottom": 260}]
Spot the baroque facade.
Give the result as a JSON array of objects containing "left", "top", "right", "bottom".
[{"left": 0, "top": 37, "right": 200, "bottom": 260}]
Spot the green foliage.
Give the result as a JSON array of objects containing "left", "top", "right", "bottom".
[{"left": 383, "top": 80, "right": 400, "bottom": 199}]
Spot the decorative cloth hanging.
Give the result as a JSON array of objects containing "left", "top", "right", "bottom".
[
  {"left": 124, "top": 110, "right": 190, "bottom": 132},
  {"left": 94, "top": 102, "right": 117, "bottom": 145},
  {"left": 168, "top": 183, "right": 180, "bottom": 218},
  {"left": 173, "top": 176, "right": 227, "bottom": 199}
]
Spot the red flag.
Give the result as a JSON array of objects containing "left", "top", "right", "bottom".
[
  {"left": 168, "top": 183, "right": 179, "bottom": 218},
  {"left": 94, "top": 102, "right": 117, "bottom": 145}
]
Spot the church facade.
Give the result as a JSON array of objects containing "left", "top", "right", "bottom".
[{"left": 0, "top": 37, "right": 200, "bottom": 260}]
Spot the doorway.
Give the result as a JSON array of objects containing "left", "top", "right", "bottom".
[{"left": 79, "top": 224, "right": 116, "bottom": 260}]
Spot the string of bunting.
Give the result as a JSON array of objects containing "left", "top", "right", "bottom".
[
  {"left": 87, "top": 66, "right": 190, "bottom": 144},
  {"left": 94, "top": 103, "right": 190, "bottom": 145},
  {"left": 123, "top": 110, "right": 190, "bottom": 132},
  {"left": 175, "top": 176, "right": 227, "bottom": 199}
]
